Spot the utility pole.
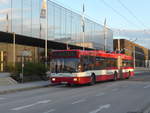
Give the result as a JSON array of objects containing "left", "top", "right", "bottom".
[
  {"left": 40, "top": 0, "right": 48, "bottom": 68},
  {"left": 31, "top": 0, "right": 33, "bottom": 37},
  {"left": 40, "top": 23, "right": 42, "bottom": 39},
  {"left": 131, "top": 39, "right": 137, "bottom": 68},
  {"left": 13, "top": 32, "right": 16, "bottom": 68},
  {"left": 6, "top": 13, "right": 9, "bottom": 32},
  {"left": 82, "top": 0, "right": 85, "bottom": 51},
  {"left": 118, "top": 39, "right": 120, "bottom": 53},
  {"left": 21, "top": 0, "right": 23, "bottom": 34},
  {"left": 133, "top": 46, "right": 135, "bottom": 68},
  {"left": 11, "top": 0, "right": 12, "bottom": 32},
  {"left": 45, "top": 0, "right": 48, "bottom": 68},
  {"left": 104, "top": 18, "right": 107, "bottom": 51}
]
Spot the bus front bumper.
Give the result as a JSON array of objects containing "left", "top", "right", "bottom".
[{"left": 50, "top": 76, "right": 91, "bottom": 85}]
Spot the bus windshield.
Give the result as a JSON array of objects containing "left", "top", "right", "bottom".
[{"left": 50, "top": 58, "right": 79, "bottom": 73}]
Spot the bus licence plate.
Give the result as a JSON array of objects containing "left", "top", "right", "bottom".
[{"left": 61, "top": 82, "right": 68, "bottom": 84}]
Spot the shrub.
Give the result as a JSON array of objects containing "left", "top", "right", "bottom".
[
  {"left": 23, "top": 62, "right": 47, "bottom": 77},
  {"left": 7, "top": 62, "right": 47, "bottom": 82},
  {"left": 7, "top": 63, "right": 21, "bottom": 75}
]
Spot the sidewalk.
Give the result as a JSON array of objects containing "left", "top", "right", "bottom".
[
  {"left": 0, "top": 80, "right": 50, "bottom": 94},
  {"left": 135, "top": 67, "right": 150, "bottom": 71},
  {"left": 0, "top": 73, "right": 11, "bottom": 78},
  {"left": 134, "top": 67, "right": 150, "bottom": 74}
]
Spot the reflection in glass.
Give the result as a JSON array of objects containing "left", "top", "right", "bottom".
[{"left": 0, "top": 0, "right": 113, "bottom": 50}]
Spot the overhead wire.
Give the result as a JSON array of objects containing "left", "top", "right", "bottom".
[
  {"left": 117, "top": 0, "right": 149, "bottom": 29},
  {"left": 117, "top": 0, "right": 150, "bottom": 44},
  {"left": 100, "top": 0, "right": 150, "bottom": 45},
  {"left": 100, "top": 0, "right": 140, "bottom": 28}
]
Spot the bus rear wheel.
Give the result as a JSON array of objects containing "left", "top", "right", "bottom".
[
  {"left": 127, "top": 71, "right": 131, "bottom": 79},
  {"left": 113, "top": 72, "right": 117, "bottom": 81}
]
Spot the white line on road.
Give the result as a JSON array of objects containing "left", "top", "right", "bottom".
[
  {"left": 0, "top": 97, "right": 6, "bottom": 100},
  {"left": 112, "top": 88, "right": 119, "bottom": 91},
  {"left": 43, "top": 109, "right": 55, "bottom": 113},
  {"left": 11, "top": 100, "right": 51, "bottom": 111},
  {"left": 121, "top": 86, "right": 128, "bottom": 88},
  {"left": 89, "top": 104, "right": 111, "bottom": 113},
  {"left": 144, "top": 85, "right": 150, "bottom": 89},
  {"left": 71, "top": 99, "right": 86, "bottom": 105},
  {"left": 96, "top": 92, "right": 105, "bottom": 97}
]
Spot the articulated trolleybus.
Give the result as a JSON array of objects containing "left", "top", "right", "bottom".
[{"left": 50, "top": 50, "right": 134, "bottom": 85}]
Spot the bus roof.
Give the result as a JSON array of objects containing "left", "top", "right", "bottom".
[{"left": 52, "top": 50, "right": 133, "bottom": 60}]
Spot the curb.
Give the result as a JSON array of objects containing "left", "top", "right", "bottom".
[
  {"left": 134, "top": 71, "right": 150, "bottom": 74},
  {"left": 0, "top": 84, "right": 50, "bottom": 95}
]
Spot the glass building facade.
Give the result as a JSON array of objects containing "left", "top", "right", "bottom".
[{"left": 0, "top": 0, "right": 113, "bottom": 50}]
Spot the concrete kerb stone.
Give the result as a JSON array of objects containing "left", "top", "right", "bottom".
[{"left": 0, "top": 84, "right": 50, "bottom": 95}]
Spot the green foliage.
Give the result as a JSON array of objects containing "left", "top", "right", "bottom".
[
  {"left": 7, "top": 63, "right": 21, "bottom": 75},
  {"left": 23, "top": 62, "right": 47, "bottom": 77},
  {"left": 7, "top": 62, "right": 47, "bottom": 82}
]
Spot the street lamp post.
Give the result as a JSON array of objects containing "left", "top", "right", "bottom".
[
  {"left": 11, "top": 0, "right": 12, "bottom": 32},
  {"left": 118, "top": 39, "right": 120, "bottom": 53},
  {"left": 40, "top": 0, "right": 48, "bottom": 68},
  {"left": 104, "top": 18, "right": 107, "bottom": 51},
  {"left": 13, "top": 32, "right": 16, "bottom": 68},
  {"left": 130, "top": 39, "right": 137, "bottom": 68},
  {"left": 82, "top": 0, "right": 85, "bottom": 51},
  {"left": 133, "top": 46, "right": 135, "bottom": 68},
  {"left": 45, "top": 0, "right": 48, "bottom": 68},
  {"left": 21, "top": 56, "right": 24, "bottom": 83}
]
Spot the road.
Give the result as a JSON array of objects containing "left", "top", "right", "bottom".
[{"left": 0, "top": 71, "right": 150, "bottom": 113}]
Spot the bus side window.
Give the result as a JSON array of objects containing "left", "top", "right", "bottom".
[
  {"left": 87, "top": 56, "right": 95, "bottom": 70},
  {"left": 80, "top": 56, "right": 90, "bottom": 71},
  {"left": 106, "top": 58, "right": 111, "bottom": 68}
]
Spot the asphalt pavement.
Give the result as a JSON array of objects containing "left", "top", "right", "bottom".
[{"left": 0, "top": 71, "right": 150, "bottom": 113}]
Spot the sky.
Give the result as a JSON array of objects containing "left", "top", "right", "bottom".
[{"left": 54, "top": 0, "right": 150, "bottom": 48}]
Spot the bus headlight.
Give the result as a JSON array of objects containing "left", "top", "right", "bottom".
[
  {"left": 52, "top": 78, "right": 56, "bottom": 81},
  {"left": 73, "top": 78, "right": 78, "bottom": 81}
]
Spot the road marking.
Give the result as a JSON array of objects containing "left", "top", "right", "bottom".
[
  {"left": 43, "top": 109, "right": 55, "bottom": 113},
  {"left": 122, "top": 86, "right": 128, "bottom": 88},
  {"left": 144, "top": 85, "right": 150, "bottom": 89},
  {"left": 112, "top": 88, "right": 118, "bottom": 91},
  {"left": 11, "top": 100, "right": 51, "bottom": 111},
  {"left": 89, "top": 104, "right": 111, "bottom": 113},
  {"left": 96, "top": 92, "right": 105, "bottom": 97},
  {"left": 71, "top": 99, "right": 86, "bottom": 104},
  {"left": 0, "top": 97, "right": 6, "bottom": 100}
]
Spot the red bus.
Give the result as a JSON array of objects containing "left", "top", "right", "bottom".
[{"left": 50, "top": 50, "right": 134, "bottom": 85}]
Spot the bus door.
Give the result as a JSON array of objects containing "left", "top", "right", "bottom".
[{"left": 117, "top": 56, "right": 123, "bottom": 79}]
